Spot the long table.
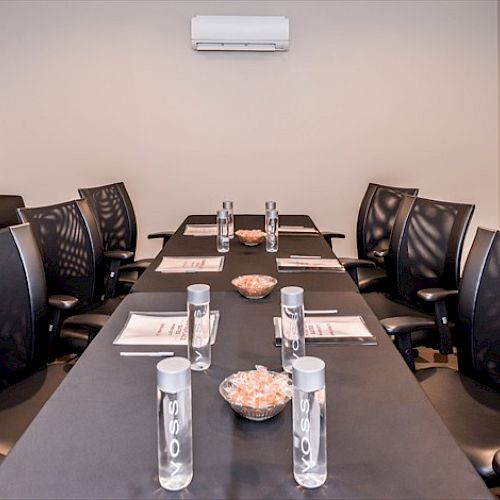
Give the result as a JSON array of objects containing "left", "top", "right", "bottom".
[{"left": 0, "top": 215, "right": 491, "bottom": 499}]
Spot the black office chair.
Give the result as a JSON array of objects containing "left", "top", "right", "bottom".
[
  {"left": 364, "top": 195, "right": 474, "bottom": 369},
  {"left": 0, "top": 195, "right": 25, "bottom": 229},
  {"left": 385, "top": 228, "right": 500, "bottom": 487},
  {"left": 78, "top": 182, "right": 173, "bottom": 297},
  {"left": 324, "top": 183, "right": 419, "bottom": 291},
  {"left": 0, "top": 224, "right": 78, "bottom": 461},
  {"left": 18, "top": 200, "right": 117, "bottom": 358}
]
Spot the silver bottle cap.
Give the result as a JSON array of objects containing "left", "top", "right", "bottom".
[
  {"left": 222, "top": 201, "right": 233, "bottom": 210},
  {"left": 267, "top": 209, "right": 278, "bottom": 219},
  {"left": 187, "top": 283, "right": 210, "bottom": 305},
  {"left": 281, "top": 286, "right": 304, "bottom": 307},
  {"left": 265, "top": 201, "right": 276, "bottom": 210},
  {"left": 217, "top": 209, "right": 228, "bottom": 219},
  {"left": 157, "top": 357, "right": 191, "bottom": 393},
  {"left": 292, "top": 356, "right": 325, "bottom": 392}
]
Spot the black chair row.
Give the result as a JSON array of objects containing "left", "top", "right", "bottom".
[{"left": 326, "top": 183, "right": 499, "bottom": 487}]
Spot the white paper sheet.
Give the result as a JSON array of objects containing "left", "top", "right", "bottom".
[
  {"left": 279, "top": 225, "right": 318, "bottom": 234},
  {"left": 276, "top": 257, "right": 343, "bottom": 271},
  {"left": 156, "top": 256, "right": 224, "bottom": 273},
  {"left": 113, "top": 312, "right": 219, "bottom": 345},
  {"left": 184, "top": 224, "right": 218, "bottom": 236},
  {"left": 273, "top": 315, "right": 376, "bottom": 344}
]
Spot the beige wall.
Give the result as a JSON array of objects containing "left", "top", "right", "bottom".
[{"left": 0, "top": 0, "right": 497, "bottom": 258}]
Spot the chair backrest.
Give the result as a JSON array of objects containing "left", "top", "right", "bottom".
[
  {"left": 356, "top": 183, "right": 418, "bottom": 260},
  {"left": 18, "top": 199, "right": 105, "bottom": 311},
  {"left": 387, "top": 195, "right": 474, "bottom": 304},
  {"left": 0, "top": 195, "right": 25, "bottom": 229},
  {"left": 457, "top": 227, "right": 500, "bottom": 390},
  {"left": 0, "top": 224, "right": 47, "bottom": 387},
  {"left": 78, "top": 182, "right": 137, "bottom": 254}
]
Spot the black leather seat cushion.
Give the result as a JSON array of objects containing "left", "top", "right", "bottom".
[
  {"left": 357, "top": 267, "right": 387, "bottom": 292},
  {"left": 363, "top": 291, "right": 433, "bottom": 346},
  {"left": 416, "top": 367, "right": 500, "bottom": 486}
]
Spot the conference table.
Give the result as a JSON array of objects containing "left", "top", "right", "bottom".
[{"left": 0, "top": 215, "right": 492, "bottom": 499}]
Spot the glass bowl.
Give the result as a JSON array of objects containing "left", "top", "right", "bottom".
[
  {"left": 219, "top": 366, "right": 292, "bottom": 421},
  {"left": 235, "top": 229, "right": 266, "bottom": 246},
  {"left": 231, "top": 274, "right": 277, "bottom": 299}
]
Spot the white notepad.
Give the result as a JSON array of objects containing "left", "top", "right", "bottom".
[
  {"left": 184, "top": 224, "right": 218, "bottom": 236},
  {"left": 113, "top": 311, "right": 220, "bottom": 345},
  {"left": 276, "top": 257, "right": 344, "bottom": 272},
  {"left": 273, "top": 315, "right": 377, "bottom": 345},
  {"left": 156, "top": 256, "right": 225, "bottom": 273}
]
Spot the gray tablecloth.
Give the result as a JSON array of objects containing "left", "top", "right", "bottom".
[
  {"left": 132, "top": 215, "right": 356, "bottom": 293},
  {"left": 0, "top": 291, "right": 490, "bottom": 499}
]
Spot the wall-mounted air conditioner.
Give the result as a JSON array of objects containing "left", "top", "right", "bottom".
[{"left": 191, "top": 16, "right": 289, "bottom": 52}]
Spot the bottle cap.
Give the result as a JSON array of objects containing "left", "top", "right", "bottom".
[
  {"left": 187, "top": 283, "right": 210, "bottom": 305},
  {"left": 267, "top": 209, "right": 278, "bottom": 219},
  {"left": 157, "top": 357, "right": 191, "bottom": 393},
  {"left": 292, "top": 356, "right": 325, "bottom": 392},
  {"left": 217, "top": 209, "right": 228, "bottom": 219},
  {"left": 281, "top": 286, "right": 304, "bottom": 307},
  {"left": 222, "top": 201, "right": 233, "bottom": 210},
  {"left": 265, "top": 201, "right": 276, "bottom": 210}
]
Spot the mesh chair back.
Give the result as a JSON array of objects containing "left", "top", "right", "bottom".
[
  {"left": 357, "top": 183, "right": 418, "bottom": 260},
  {"left": 457, "top": 228, "right": 500, "bottom": 390},
  {"left": 0, "top": 224, "right": 47, "bottom": 387},
  {"left": 0, "top": 195, "right": 25, "bottom": 229},
  {"left": 78, "top": 182, "right": 137, "bottom": 254},
  {"left": 387, "top": 195, "right": 474, "bottom": 304},
  {"left": 18, "top": 200, "right": 105, "bottom": 311}
]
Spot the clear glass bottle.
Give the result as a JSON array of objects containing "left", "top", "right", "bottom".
[
  {"left": 265, "top": 200, "right": 277, "bottom": 231},
  {"left": 217, "top": 209, "right": 230, "bottom": 253},
  {"left": 222, "top": 201, "right": 234, "bottom": 239},
  {"left": 187, "top": 284, "right": 211, "bottom": 371},
  {"left": 292, "top": 356, "right": 327, "bottom": 489},
  {"left": 281, "top": 286, "right": 306, "bottom": 373},
  {"left": 157, "top": 357, "right": 193, "bottom": 491},
  {"left": 266, "top": 208, "right": 279, "bottom": 253}
]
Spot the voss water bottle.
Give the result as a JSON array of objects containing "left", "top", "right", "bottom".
[
  {"left": 292, "top": 356, "right": 327, "bottom": 488},
  {"left": 187, "top": 284, "right": 211, "bottom": 371},
  {"left": 222, "top": 201, "right": 234, "bottom": 239},
  {"left": 217, "top": 209, "right": 230, "bottom": 253},
  {"left": 281, "top": 286, "right": 306, "bottom": 373},
  {"left": 157, "top": 357, "right": 193, "bottom": 491},
  {"left": 266, "top": 208, "right": 279, "bottom": 253}
]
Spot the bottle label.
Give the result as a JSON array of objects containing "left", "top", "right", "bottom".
[
  {"left": 168, "top": 399, "right": 182, "bottom": 476},
  {"left": 299, "top": 398, "right": 313, "bottom": 473}
]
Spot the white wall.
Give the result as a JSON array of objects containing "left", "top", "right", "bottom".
[{"left": 0, "top": 0, "right": 497, "bottom": 258}]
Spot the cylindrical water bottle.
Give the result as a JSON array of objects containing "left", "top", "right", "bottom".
[
  {"left": 265, "top": 200, "right": 277, "bottom": 231},
  {"left": 157, "top": 357, "right": 193, "bottom": 491},
  {"left": 187, "top": 284, "right": 211, "bottom": 371},
  {"left": 292, "top": 356, "right": 327, "bottom": 489},
  {"left": 281, "top": 286, "right": 306, "bottom": 373},
  {"left": 216, "top": 209, "right": 230, "bottom": 253},
  {"left": 266, "top": 208, "right": 279, "bottom": 253},
  {"left": 222, "top": 201, "right": 234, "bottom": 239}
]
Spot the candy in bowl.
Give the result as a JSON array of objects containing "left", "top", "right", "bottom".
[
  {"left": 231, "top": 274, "right": 277, "bottom": 299},
  {"left": 235, "top": 229, "right": 266, "bottom": 246},
  {"left": 219, "top": 366, "right": 292, "bottom": 421}
]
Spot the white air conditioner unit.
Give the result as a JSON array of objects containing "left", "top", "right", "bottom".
[{"left": 191, "top": 16, "right": 289, "bottom": 52}]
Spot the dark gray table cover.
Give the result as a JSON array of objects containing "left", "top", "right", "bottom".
[
  {"left": 132, "top": 215, "right": 356, "bottom": 293},
  {"left": 0, "top": 291, "right": 490, "bottom": 499}
]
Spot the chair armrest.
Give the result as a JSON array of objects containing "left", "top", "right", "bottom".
[
  {"left": 322, "top": 231, "right": 346, "bottom": 240},
  {"left": 381, "top": 316, "right": 436, "bottom": 336},
  {"left": 104, "top": 250, "right": 134, "bottom": 261},
  {"left": 148, "top": 231, "right": 174, "bottom": 242},
  {"left": 120, "top": 261, "right": 151, "bottom": 273},
  {"left": 373, "top": 249, "right": 388, "bottom": 259},
  {"left": 339, "top": 258, "right": 376, "bottom": 270},
  {"left": 63, "top": 313, "right": 110, "bottom": 331},
  {"left": 417, "top": 288, "right": 459, "bottom": 302},
  {"left": 48, "top": 295, "right": 79, "bottom": 311}
]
